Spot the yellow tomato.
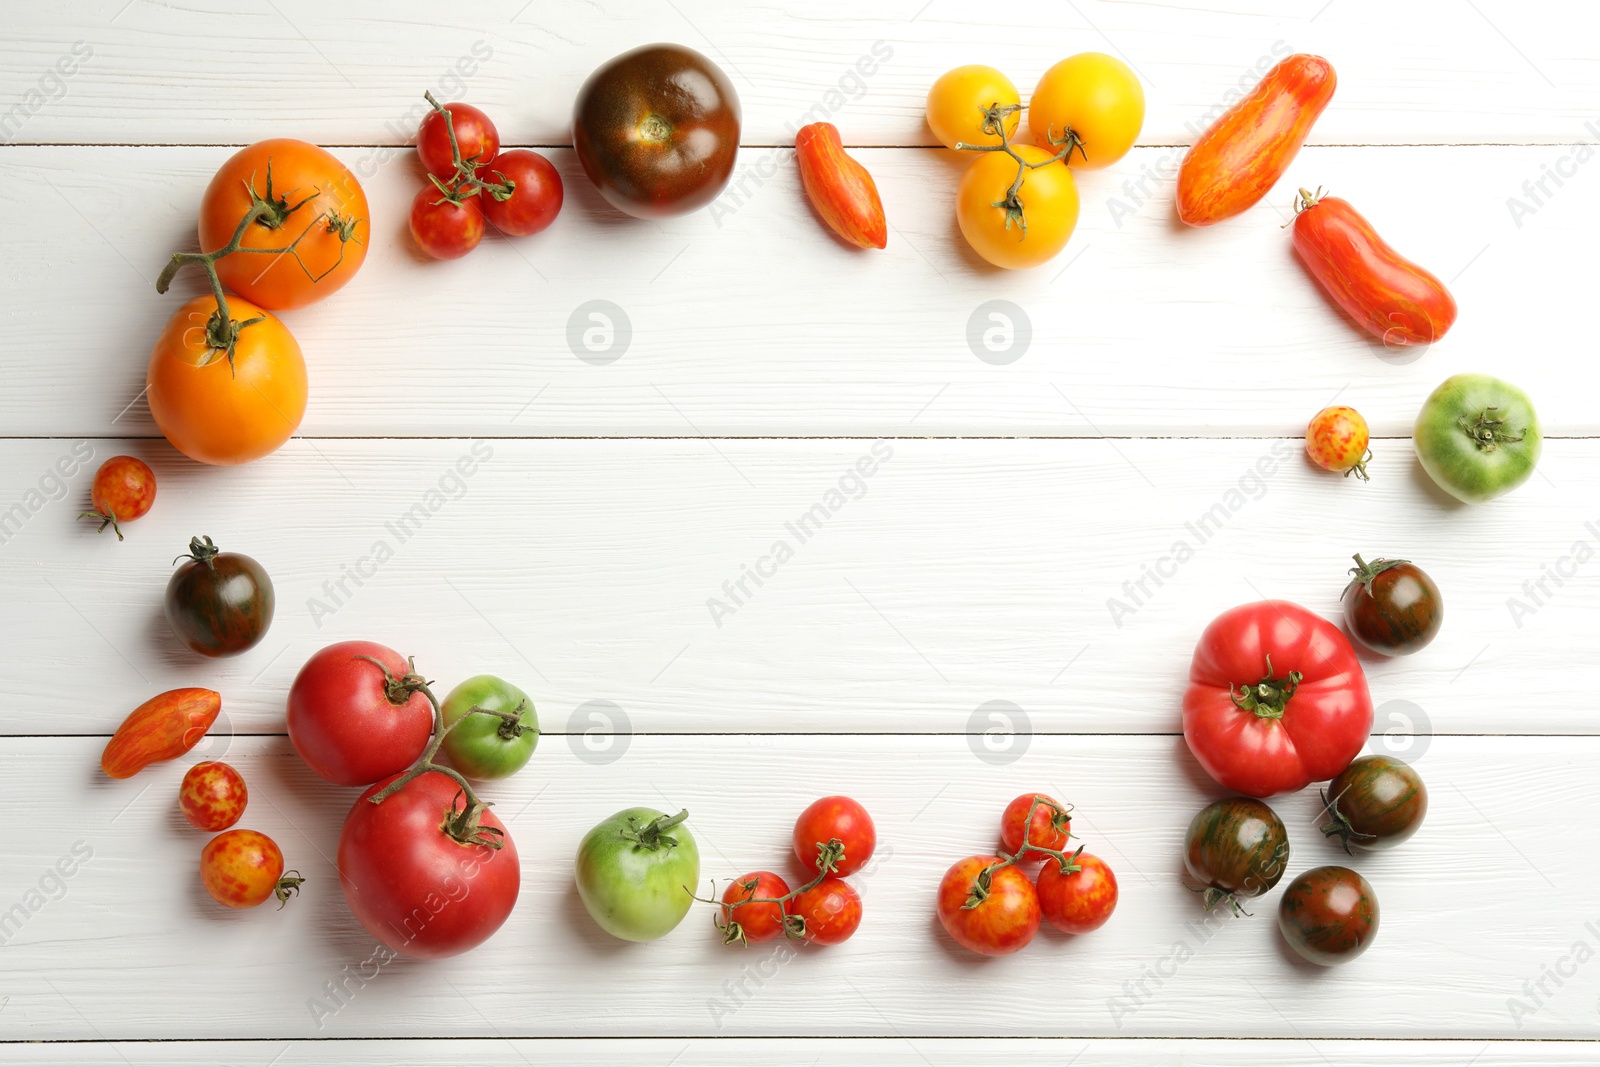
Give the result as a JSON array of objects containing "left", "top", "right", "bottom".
[
  {"left": 926, "top": 65, "right": 1021, "bottom": 151},
  {"left": 956, "top": 145, "right": 1079, "bottom": 269},
  {"left": 1028, "top": 53, "right": 1144, "bottom": 170}
]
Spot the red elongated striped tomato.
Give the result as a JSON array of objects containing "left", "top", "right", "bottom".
[
  {"left": 1290, "top": 189, "right": 1457, "bottom": 347},
  {"left": 1176, "top": 54, "right": 1335, "bottom": 227}
]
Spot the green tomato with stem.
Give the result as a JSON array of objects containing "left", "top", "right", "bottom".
[
  {"left": 575, "top": 807, "right": 700, "bottom": 942},
  {"left": 439, "top": 675, "right": 538, "bottom": 780},
  {"left": 1413, "top": 374, "right": 1541, "bottom": 504}
]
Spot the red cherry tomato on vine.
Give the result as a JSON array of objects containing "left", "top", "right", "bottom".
[
  {"left": 81, "top": 456, "right": 156, "bottom": 540},
  {"left": 719, "top": 870, "right": 791, "bottom": 944},
  {"left": 481, "top": 149, "right": 564, "bottom": 237},
  {"left": 936, "top": 855, "right": 1039, "bottom": 956},
  {"left": 179, "top": 760, "right": 248, "bottom": 831},
  {"left": 999, "top": 793, "right": 1072, "bottom": 864},
  {"left": 793, "top": 796, "right": 876, "bottom": 877},
  {"left": 790, "top": 876, "right": 862, "bottom": 945},
  {"left": 286, "top": 641, "right": 433, "bottom": 786},
  {"left": 1036, "top": 851, "right": 1118, "bottom": 934},
  {"left": 200, "top": 829, "right": 302, "bottom": 909},
  {"left": 417, "top": 100, "right": 500, "bottom": 180},
  {"left": 409, "top": 185, "right": 485, "bottom": 260}
]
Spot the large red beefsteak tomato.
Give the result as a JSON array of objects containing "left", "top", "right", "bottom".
[{"left": 1182, "top": 600, "right": 1373, "bottom": 797}]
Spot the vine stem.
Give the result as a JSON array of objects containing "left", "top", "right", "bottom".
[
  {"left": 688, "top": 837, "right": 850, "bottom": 945},
  {"left": 422, "top": 91, "right": 515, "bottom": 204},
  {"left": 954, "top": 102, "right": 1084, "bottom": 235},
  {"left": 962, "top": 796, "right": 1080, "bottom": 910}
]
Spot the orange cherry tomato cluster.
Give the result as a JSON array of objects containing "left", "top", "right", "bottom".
[
  {"left": 936, "top": 793, "right": 1118, "bottom": 957},
  {"left": 707, "top": 795, "right": 877, "bottom": 947},
  {"left": 408, "top": 94, "right": 563, "bottom": 260}
]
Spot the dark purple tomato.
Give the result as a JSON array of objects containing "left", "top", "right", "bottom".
[
  {"left": 1321, "top": 755, "right": 1427, "bottom": 853},
  {"left": 572, "top": 43, "right": 741, "bottom": 219},
  {"left": 165, "top": 535, "right": 274, "bottom": 657},
  {"left": 1278, "top": 865, "right": 1379, "bottom": 965},
  {"left": 1341, "top": 554, "right": 1442, "bottom": 656},
  {"left": 1182, "top": 797, "right": 1290, "bottom": 914}
]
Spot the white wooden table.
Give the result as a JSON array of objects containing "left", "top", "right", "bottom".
[{"left": 3, "top": 2, "right": 1597, "bottom": 1063}]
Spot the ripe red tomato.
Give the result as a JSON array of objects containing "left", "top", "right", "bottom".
[
  {"left": 999, "top": 793, "right": 1072, "bottom": 864},
  {"left": 286, "top": 641, "right": 433, "bottom": 786},
  {"left": 409, "top": 186, "right": 485, "bottom": 260},
  {"left": 82, "top": 456, "right": 156, "bottom": 540},
  {"left": 1177, "top": 55, "right": 1335, "bottom": 226},
  {"left": 179, "top": 760, "right": 248, "bottom": 831},
  {"left": 338, "top": 770, "right": 520, "bottom": 959},
  {"left": 793, "top": 796, "right": 876, "bottom": 877},
  {"left": 1291, "top": 189, "right": 1457, "bottom": 347},
  {"left": 418, "top": 101, "right": 500, "bottom": 179},
  {"left": 936, "top": 855, "right": 1040, "bottom": 956},
  {"left": 200, "top": 829, "right": 302, "bottom": 909},
  {"left": 1183, "top": 600, "right": 1374, "bottom": 797},
  {"left": 720, "top": 870, "right": 791, "bottom": 944},
  {"left": 789, "top": 876, "right": 862, "bottom": 945},
  {"left": 1036, "top": 851, "right": 1118, "bottom": 934},
  {"left": 481, "top": 149, "right": 563, "bottom": 237}
]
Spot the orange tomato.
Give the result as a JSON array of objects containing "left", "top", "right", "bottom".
[
  {"left": 1306, "top": 405, "right": 1371, "bottom": 481},
  {"left": 200, "top": 829, "right": 302, "bottom": 909},
  {"left": 198, "top": 139, "right": 369, "bottom": 310},
  {"left": 956, "top": 145, "right": 1079, "bottom": 269},
  {"left": 1176, "top": 54, "right": 1336, "bottom": 227},
  {"left": 926, "top": 65, "right": 1020, "bottom": 151},
  {"left": 147, "top": 296, "right": 307, "bottom": 466}
]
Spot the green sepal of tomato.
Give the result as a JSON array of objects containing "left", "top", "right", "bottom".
[
  {"left": 1414, "top": 373, "right": 1541, "bottom": 504},
  {"left": 440, "top": 674, "right": 539, "bottom": 780}
]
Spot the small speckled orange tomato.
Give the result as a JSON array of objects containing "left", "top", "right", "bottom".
[
  {"left": 200, "top": 829, "right": 303, "bottom": 909},
  {"left": 1306, "top": 405, "right": 1371, "bottom": 481},
  {"left": 81, "top": 456, "right": 157, "bottom": 540},
  {"left": 179, "top": 761, "right": 248, "bottom": 831}
]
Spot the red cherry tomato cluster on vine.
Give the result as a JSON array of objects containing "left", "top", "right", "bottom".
[
  {"left": 936, "top": 793, "right": 1119, "bottom": 957},
  {"left": 710, "top": 796, "right": 877, "bottom": 947},
  {"left": 409, "top": 94, "right": 563, "bottom": 260}
]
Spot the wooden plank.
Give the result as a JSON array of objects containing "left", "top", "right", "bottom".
[
  {"left": 1, "top": 734, "right": 1595, "bottom": 1040},
  {"left": 0, "top": 144, "right": 1590, "bottom": 438},
  {"left": 0, "top": 436, "right": 1590, "bottom": 739},
  {"left": 1, "top": 1, "right": 1596, "bottom": 146}
]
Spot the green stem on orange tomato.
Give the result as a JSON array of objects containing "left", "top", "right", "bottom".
[{"left": 954, "top": 102, "right": 1082, "bottom": 235}]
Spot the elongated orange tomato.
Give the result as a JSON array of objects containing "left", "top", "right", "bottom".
[
  {"left": 1291, "top": 189, "right": 1457, "bottom": 347},
  {"left": 102, "top": 688, "right": 221, "bottom": 779},
  {"left": 795, "top": 123, "right": 887, "bottom": 249},
  {"left": 1177, "top": 54, "right": 1335, "bottom": 227}
]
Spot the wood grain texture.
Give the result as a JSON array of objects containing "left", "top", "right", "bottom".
[
  {"left": 2, "top": 1, "right": 1596, "bottom": 146},
  {"left": 1, "top": 437, "right": 1590, "bottom": 737},
  {"left": 2, "top": 734, "right": 1596, "bottom": 1041},
  {"left": 1, "top": 143, "right": 1591, "bottom": 438}
]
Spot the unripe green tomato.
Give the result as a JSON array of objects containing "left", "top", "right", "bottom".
[{"left": 439, "top": 675, "right": 538, "bottom": 780}]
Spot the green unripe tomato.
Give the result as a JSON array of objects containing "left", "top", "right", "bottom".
[
  {"left": 575, "top": 807, "right": 699, "bottom": 942},
  {"left": 1413, "top": 373, "right": 1541, "bottom": 504},
  {"left": 439, "top": 675, "right": 538, "bottom": 780}
]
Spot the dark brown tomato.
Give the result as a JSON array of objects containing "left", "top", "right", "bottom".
[
  {"left": 1321, "top": 755, "right": 1427, "bottom": 852},
  {"left": 1183, "top": 797, "right": 1290, "bottom": 913},
  {"left": 1278, "top": 865, "right": 1378, "bottom": 965},
  {"left": 572, "top": 43, "right": 741, "bottom": 219},
  {"left": 165, "top": 535, "right": 274, "bottom": 657},
  {"left": 1341, "top": 554, "right": 1442, "bottom": 656}
]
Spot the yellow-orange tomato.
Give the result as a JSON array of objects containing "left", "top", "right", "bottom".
[
  {"left": 1028, "top": 52, "right": 1144, "bottom": 170},
  {"left": 926, "top": 65, "right": 1020, "bottom": 151},
  {"left": 200, "top": 829, "right": 302, "bottom": 909},
  {"left": 956, "top": 145, "right": 1080, "bottom": 269},
  {"left": 198, "top": 139, "right": 369, "bottom": 311},
  {"left": 1306, "top": 405, "right": 1371, "bottom": 480},
  {"left": 147, "top": 296, "right": 307, "bottom": 466}
]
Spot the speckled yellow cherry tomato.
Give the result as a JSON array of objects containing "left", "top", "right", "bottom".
[
  {"left": 1306, "top": 405, "right": 1371, "bottom": 481},
  {"left": 956, "top": 145, "right": 1080, "bottom": 269},
  {"left": 926, "top": 65, "right": 1021, "bottom": 150},
  {"left": 1028, "top": 52, "right": 1145, "bottom": 170}
]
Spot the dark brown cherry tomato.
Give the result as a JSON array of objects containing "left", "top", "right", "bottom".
[
  {"left": 81, "top": 455, "right": 156, "bottom": 540},
  {"left": 1183, "top": 797, "right": 1290, "bottom": 913},
  {"left": 1341, "top": 554, "right": 1442, "bottom": 656},
  {"left": 1278, "top": 865, "right": 1379, "bottom": 965},
  {"left": 165, "top": 535, "right": 274, "bottom": 657},
  {"left": 572, "top": 43, "right": 741, "bottom": 219},
  {"left": 481, "top": 149, "right": 563, "bottom": 236},
  {"left": 1291, "top": 189, "right": 1457, "bottom": 347},
  {"left": 179, "top": 760, "right": 248, "bottom": 831},
  {"left": 1321, "top": 755, "right": 1427, "bottom": 853},
  {"left": 417, "top": 100, "right": 500, "bottom": 180},
  {"left": 409, "top": 184, "right": 485, "bottom": 260}
]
